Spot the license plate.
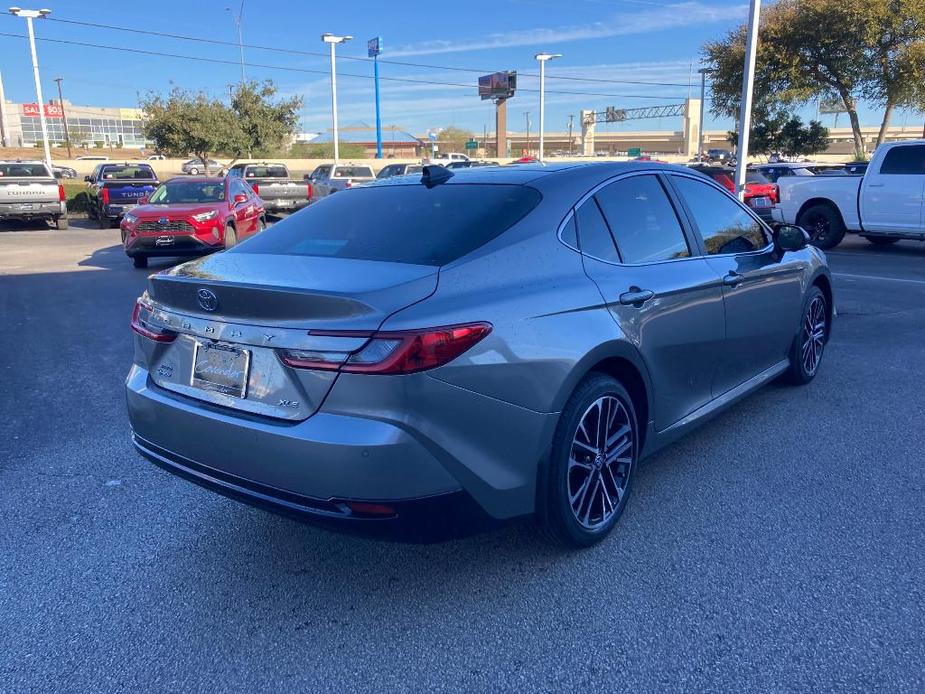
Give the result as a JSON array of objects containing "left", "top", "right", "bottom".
[
  {"left": 276, "top": 199, "right": 292, "bottom": 206},
  {"left": 155, "top": 236, "right": 175, "bottom": 246},
  {"left": 19, "top": 203, "right": 34, "bottom": 210},
  {"left": 191, "top": 341, "right": 250, "bottom": 398},
  {"left": 751, "top": 196, "right": 772, "bottom": 208}
]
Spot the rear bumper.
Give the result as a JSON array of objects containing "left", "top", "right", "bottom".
[
  {"left": 0, "top": 201, "right": 66, "bottom": 219},
  {"left": 262, "top": 199, "right": 310, "bottom": 214}
]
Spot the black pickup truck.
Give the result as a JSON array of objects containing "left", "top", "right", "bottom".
[{"left": 85, "top": 163, "right": 160, "bottom": 228}]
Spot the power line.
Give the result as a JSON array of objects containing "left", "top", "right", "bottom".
[
  {"left": 0, "top": 31, "right": 687, "bottom": 100},
  {"left": 33, "top": 15, "right": 692, "bottom": 89}
]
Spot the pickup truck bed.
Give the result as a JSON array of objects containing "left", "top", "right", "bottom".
[{"left": 0, "top": 161, "right": 68, "bottom": 229}]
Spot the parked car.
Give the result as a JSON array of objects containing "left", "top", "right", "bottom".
[
  {"left": 225, "top": 162, "right": 312, "bottom": 215},
  {"left": 688, "top": 165, "right": 778, "bottom": 220},
  {"left": 431, "top": 152, "right": 470, "bottom": 163},
  {"left": 306, "top": 164, "right": 376, "bottom": 199},
  {"left": 75, "top": 155, "right": 109, "bottom": 161},
  {"left": 377, "top": 163, "right": 424, "bottom": 179},
  {"left": 774, "top": 139, "right": 925, "bottom": 247},
  {"left": 145, "top": 154, "right": 167, "bottom": 160},
  {"left": 121, "top": 176, "right": 266, "bottom": 268},
  {"left": 706, "top": 148, "right": 733, "bottom": 163},
  {"left": 52, "top": 165, "right": 78, "bottom": 179},
  {"left": 181, "top": 158, "right": 223, "bottom": 175},
  {"left": 126, "top": 162, "right": 832, "bottom": 546},
  {"left": 444, "top": 160, "right": 500, "bottom": 170},
  {"left": 0, "top": 160, "right": 68, "bottom": 229},
  {"left": 85, "top": 163, "right": 160, "bottom": 229}
]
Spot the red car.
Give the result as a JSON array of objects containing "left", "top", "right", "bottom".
[
  {"left": 121, "top": 176, "right": 266, "bottom": 268},
  {"left": 688, "top": 165, "right": 778, "bottom": 221}
]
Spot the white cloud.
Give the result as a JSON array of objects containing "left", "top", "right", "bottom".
[{"left": 388, "top": 2, "right": 746, "bottom": 57}]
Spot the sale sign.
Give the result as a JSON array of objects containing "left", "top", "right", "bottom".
[{"left": 21, "top": 103, "right": 64, "bottom": 118}]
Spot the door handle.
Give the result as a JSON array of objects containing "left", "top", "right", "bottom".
[
  {"left": 867, "top": 183, "right": 884, "bottom": 188},
  {"left": 723, "top": 271, "right": 744, "bottom": 287},
  {"left": 619, "top": 288, "right": 654, "bottom": 306}
]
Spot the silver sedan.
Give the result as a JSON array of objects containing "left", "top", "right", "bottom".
[{"left": 126, "top": 162, "right": 833, "bottom": 546}]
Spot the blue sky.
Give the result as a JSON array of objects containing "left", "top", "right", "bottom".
[{"left": 0, "top": 0, "right": 918, "bottom": 137}]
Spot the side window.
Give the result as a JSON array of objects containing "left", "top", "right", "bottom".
[
  {"left": 594, "top": 175, "right": 690, "bottom": 263},
  {"left": 560, "top": 214, "right": 578, "bottom": 248},
  {"left": 231, "top": 180, "right": 247, "bottom": 198},
  {"left": 672, "top": 175, "right": 769, "bottom": 255},
  {"left": 879, "top": 145, "right": 925, "bottom": 175},
  {"left": 575, "top": 199, "right": 620, "bottom": 262}
]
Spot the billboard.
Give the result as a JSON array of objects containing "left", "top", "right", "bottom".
[
  {"left": 478, "top": 71, "right": 517, "bottom": 101},
  {"left": 819, "top": 98, "right": 846, "bottom": 115},
  {"left": 22, "top": 103, "right": 63, "bottom": 118}
]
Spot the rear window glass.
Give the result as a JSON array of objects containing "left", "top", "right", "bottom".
[
  {"left": 333, "top": 166, "right": 374, "bottom": 178},
  {"left": 235, "top": 183, "right": 542, "bottom": 266},
  {"left": 245, "top": 166, "right": 288, "bottom": 178},
  {"left": 0, "top": 163, "right": 49, "bottom": 177},
  {"left": 745, "top": 171, "right": 770, "bottom": 184},
  {"left": 101, "top": 165, "right": 156, "bottom": 180}
]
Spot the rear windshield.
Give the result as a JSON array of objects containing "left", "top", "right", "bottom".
[
  {"left": 150, "top": 181, "right": 225, "bottom": 203},
  {"left": 333, "top": 166, "right": 374, "bottom": 178},
  {"left": 745, "top": 171, "right": 770, "bottom": 184},
  {"left": 245, "top": 165, "right": 288, "bottom": 178},
  {"left": 0, "top": 163, "right": 49, "bottom": 177},
  {"left": 235, "top": 183, "right": 542, "bottom": 266},
  {"left": 101, "top": 165, "right": 156, "bottom": 180}
]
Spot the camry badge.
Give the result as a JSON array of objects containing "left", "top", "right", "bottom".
[{"left": 197, "top": 288, "right": 218, "bottom": 312}]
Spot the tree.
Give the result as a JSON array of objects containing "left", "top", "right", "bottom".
[
  {"left": 141, "top": 88, "right": 237, "bottom": 173},
  {"left": 293, "top": 142, "right": 367, "bottom": 159},
  {"left": 703, "top": 0, "right": 925, "bottom": 156},
  {"left": 436, "top": 126, "right": 474, "bottom": 154},
  {"left": 140, "top": 80, "right": 302, "bottom": 170},
  {"left": 727, "top": 109, "right": 829, "bottom": 157}
]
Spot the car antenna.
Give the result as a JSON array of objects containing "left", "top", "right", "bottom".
[{"left": 421, "top": 164, "right": 454, "bottom": 188}]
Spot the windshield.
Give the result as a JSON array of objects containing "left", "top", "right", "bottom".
[
  {"left": 235, "top": 183, "right": 542, "bottom": 266},
  {"left": 245, "top": 166, "right": 288, "bottom": 178},
  {"left": 149, "top": 181, "right": 225, "bottom": 204},
  {"left": 100, "top": 164, "right": 157, "bottom": 180},
  {"left": 334, "top": 166, "right": 374, "bottom": 178},
  {"left": 0, "top": 163, "right": 50, "bottom": 177}
]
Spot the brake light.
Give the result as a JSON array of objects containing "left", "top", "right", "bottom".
[
  {"left": 280, "top": 323, "right": 492, "bottom": 375},
  {"left": 715, "top": 173, "right": 735, "bottom": 193},
  {"left": 58, "top": 183, "right": 65, "bottom": 202},
  {"left": 101, "top": 187, "right": 110, "bottom": 205},
  {"left": 306, "top": 183, "right": 313, "bottom": 199},
  {"left": 345, "top": 180, "right": 352, "bottom": 189},
  {"left": 131, "top": 299, "right": 176, "bottom": 343},
  {"left": 250, "top": 183, "right": 259, "bottom": 195}
]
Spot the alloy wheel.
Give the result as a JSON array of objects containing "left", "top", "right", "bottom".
[
  {"left": 805, "top": 212, "right": 829, "bottom": 243},
  {"left": 801, "top": 295, "right": 826, "bottom": 375},
  {"left": 568, "top": 395, "right": 633, "bottom": 530}
]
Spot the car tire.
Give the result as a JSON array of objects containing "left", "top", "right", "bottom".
[
  {"left": 797, "top": 203, "right": 846, "bottom": 249},
  {"left": 784, "top": 285, "right": 828, "bottom": 385},
  {"left": 541, "top": 373, "right": 638, "bottom": 548},
  {"left": 132, "top": 255, "right": 148, "bottom": 269},
  {"left": 864, "top": 236, "right": 900, "bottom": 246},
  {"left": 188, "top": 167, "right": 199, "bottom": 176},
  {"left": 97, "top": 207, "right": 108, "bottom": 229},
  {"left": 55, "top": 216, "right": 69, "bottom": 230},
  {"left": 224, "top": 224, "right": 237, "bottom": 249}
]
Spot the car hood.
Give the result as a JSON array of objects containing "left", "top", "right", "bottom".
[{"left": 132, "top": 203, "right": 223, "bottom": 218}]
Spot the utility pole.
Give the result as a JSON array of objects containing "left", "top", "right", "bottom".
[
  {"left": 524, "top": 111, "right": 530, "bottom": 156},
  {"left": 226, "top": 0, "right": 246, "bottom": 84},
  {"left": 9, "top": 7, "right": 53, "bottom": 170},
  {"left": 54, "top": 77, "right": 71, "bottom": 158},
  {"left": 697, "top": 68, "right": 708, "bottom": 161},
  {"left": 734, "top": 0, "right": 761, "bottom": 201},
  {"left": 568, "top": 114, "right": 574, "bottom": 156}
]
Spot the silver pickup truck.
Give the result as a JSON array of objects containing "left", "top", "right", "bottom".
[
  {"left": 305, "top": 164, "right": 376, "bottom": 200},
  {"left": 0, "top": 160, "right": 68, "bottom": 229},
  {"left": 225, "top": 162, "right": 312, "bottom": 215}
]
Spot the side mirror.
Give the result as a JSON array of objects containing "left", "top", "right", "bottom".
[
  {"left": 774, "top": 224, "right": 809, "bottom": 252},
  {"left": 233, "top": 193, "right": 248, "bottom": 204},
  {"left": 138, "top": 196, "right": 149, "bottom": 205}
]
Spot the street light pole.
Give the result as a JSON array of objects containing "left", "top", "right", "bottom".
[
  {"left": 54, "top": 77, "right": 70, "bottom": 158},
  {"left": 734, "top": 0, "right": 761, "bottom": 201},
  {"left": 9, "top": 7, "right": 53, "bottom": 170},
  {"left": 322, "top": 33, "right": 352, "bottom": 165},
  {"left": 368, "top": 37, "right": 383, "bottom": 159},
  {"left": 225, "top": 0, "right": 246, "bottom": 84},
  {"left": 534, "top": 52, "right": 562, "bottom": 161}
]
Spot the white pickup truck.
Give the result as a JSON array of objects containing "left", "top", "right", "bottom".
[
  {"left": 0, "top": 160, "right": 68, "bottom": 229},
  {"left": 773, "top": 140, "right": 925, "bottom": 249}
]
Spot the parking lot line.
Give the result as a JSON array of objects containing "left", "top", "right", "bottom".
[{"left": 833, "top": 272, "right": 925, "bottom": 285}]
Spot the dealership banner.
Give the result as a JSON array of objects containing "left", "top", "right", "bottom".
[{"left": 21, "top": 103, "right": 64, "bottom": 118}]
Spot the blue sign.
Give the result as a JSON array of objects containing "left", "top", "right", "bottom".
[{"left": 368, "top": 36, "right": 382, "bottom": 58}]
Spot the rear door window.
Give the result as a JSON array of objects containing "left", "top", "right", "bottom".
[
  {"left": 594, "top": 175, "right": 690, "bottom": 263},
  {"left": 878, "top": 145, "right": 925, "bottom": 174},
  {"left": 575, "top": 199, "right": 620, "bottom": 262},
  {"left": 235, "top": 183, "right": 541, "bottom": 266},
  {"left": 671, "top": 175, "right": 769, "bottom": 255}
]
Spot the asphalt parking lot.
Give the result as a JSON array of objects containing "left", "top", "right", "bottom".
[{"left": 1, "top": 218, "right": 923, "bottom": 691}]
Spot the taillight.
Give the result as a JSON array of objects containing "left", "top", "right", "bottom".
[
  {"left": 716, "top": 174, "right": 735, "bottom": 193},
  {"left": 345, "top": 180, "right": 352, "bottom": 189},
  {"left": 280, "top": 323, "right": 492, "bottom": 375},
  {"left": 131, "top": 299, "right": 176, "bottom": 343},
  {"left": 101, "top": 187, "right": 110, "bottom": 205},
  {"left": 251, "top": 183, "right": 259, "bottom": 195},
  {"left": 306, "top": 183, "right": 313, "bottom": 199},
  {"left": 58, "top": 183, "right": 65, "bottom": 202},
  {"left": 771, "top": 184, "right": 780, "bottom": 204}
]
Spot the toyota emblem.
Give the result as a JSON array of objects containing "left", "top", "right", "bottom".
[
  {"left": 197, "top": 288, "right": 218, "bottom": 312},
  {"left": 158, "top": 217, "right": 169, "bottom": 226}
]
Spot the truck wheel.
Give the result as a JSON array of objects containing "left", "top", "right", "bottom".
[
  {"left": 132, "top": 255, "right": 148, "bottom": 269},
  {"left": 56, "top": 216, "right": 69, "bottom": 230},
  {"left": 797, "top": 203, "right": 846, "bottom": 250},
  {"left": 864, "top": 236, "right": 900, "bottom": 246},
  {"left": 224, "top": 224, "right": 237, "bottom": 249}
]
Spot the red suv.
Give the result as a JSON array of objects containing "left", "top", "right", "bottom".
[{"left": 121, "top": 176, "right": 266, "bottom": 268}]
